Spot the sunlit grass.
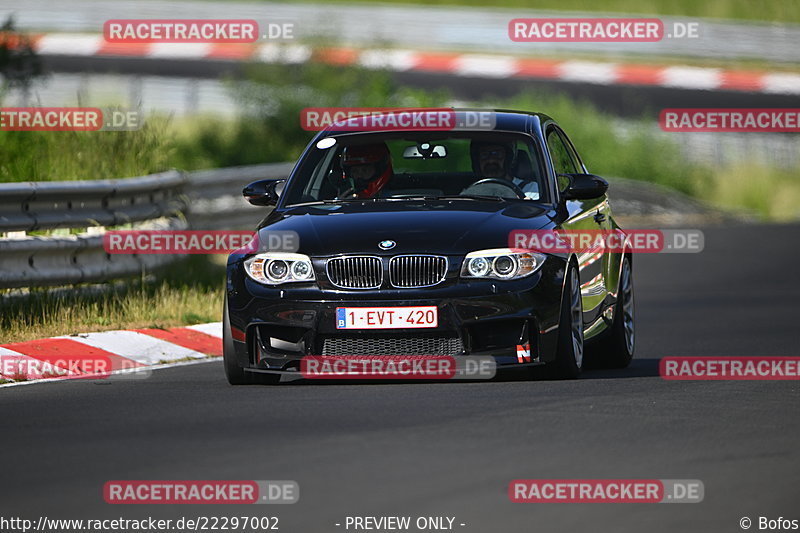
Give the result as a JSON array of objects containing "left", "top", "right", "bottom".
[
  {"left": 698, "top": 164, "right": 800, "bottom": 222},
  {"left": 0, "top": 256, "right": 225, "bottom": 344},
  {"left": 0, "top": 117, "right": 175, "bottom": 182}
]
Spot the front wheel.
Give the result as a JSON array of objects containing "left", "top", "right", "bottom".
[
  {"left": 223, "top": 295, "right": 250, "bottom": 385},
  {"left": 545, "top": 264, "right": 584, "bottom": 379},
  {"left": 223, "top": 296, "right": 280, "bottom": 385},
  {"left": 591, "top": 256, "right": 635, "bottom": 368}
]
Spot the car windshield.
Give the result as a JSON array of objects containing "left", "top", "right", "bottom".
[{"left": 283, "top": 132, "right": 548, "bottom": 206}]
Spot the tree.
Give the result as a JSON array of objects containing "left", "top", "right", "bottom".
[{"left": 0, "top": 16, "right": 44, "bottom": 96}]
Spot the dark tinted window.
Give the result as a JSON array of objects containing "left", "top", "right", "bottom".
[
  {"left": 284, "top": 132, "right": 548, "bottom": 205},
  {"left": 546, "top": 128, "right": 579, "bottom": 176}
]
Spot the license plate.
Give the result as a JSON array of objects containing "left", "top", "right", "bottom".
[{"left": 336, "top": 306, "right": 438, "bottom": 329}]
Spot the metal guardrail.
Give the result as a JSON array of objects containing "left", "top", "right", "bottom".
[
  {"left": 0, "top": 163, "right": 291, "bottom": 289},
  {"left": 0, "top": 171, "right": 186, "bottom": 232}
]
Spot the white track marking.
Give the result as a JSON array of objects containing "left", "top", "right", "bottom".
[
  {"left": 358, "top": 49, "right": 418, "bottom": 71},
  {"left": 2, "top": 323, "right": 226, "bottom": 388},
  {"left": 185, "top": 322, "right": 223, "bottom": 338},
  {"left": 558, "top": 61, "right": 619, "bottom": 84},
  {"left": 149, "top": 43, "right": 211, "bottom": 59},
  {"left": 761, "top": 73, "right": 800, "bottom": 95},
  {"left": 0, "top": 347, "right": 80, "bottom": 378},
  {"left": 660, "top": 66, "right": 722, "bottom": 89},
  {"left": 63, "top": 330, "right": 207, "bottom": 364},
  {"left": 28, "top": 33, "right": 793, "bottom": 95},
  {"left": 36, "top": 34, "right": 102, "bottom": 56},
  {"left": 254, "top": 43, "right": 312, "bottom": 64},
  {"left": 0, "top": 357, "right": 221, "bottom": 389},
  {"left": 454, "top": 55, "right": 517, "bottom": 78}
]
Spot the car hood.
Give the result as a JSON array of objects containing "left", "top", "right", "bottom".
[{"left": 257, "top": 201, "right": 553, "bottom": 256}]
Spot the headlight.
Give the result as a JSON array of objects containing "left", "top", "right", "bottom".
[
  {"left": 244, "top": 253, "right": 315, "bottom": 285},
  {"left": 460, "top": 248, "right": 546, "bottom": 280}
]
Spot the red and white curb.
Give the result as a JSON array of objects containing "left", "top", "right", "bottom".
[
  {"left": 26, "top": 33, "right": 800, "bottom": 95},
  {"left": 0, "top": 322, "right": 222, "bottom": 386}
]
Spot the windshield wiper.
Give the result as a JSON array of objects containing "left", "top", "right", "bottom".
[
  {"left": 287, "top": 199, "right": 345, "bottom": 207},
  {"left": 384, "top": 194, "right": 505, "bottom": 202},
  {"left": 431, "top": 194, "right": 506, "bottom": 202},
  {"left": 289, "top": 197, "right": 395, "bottom": 207},
  {"left": 291, "top": 194, "right": 509, "bottom": 207}
]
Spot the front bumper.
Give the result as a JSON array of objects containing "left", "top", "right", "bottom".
[{"left": 226, "top": 257, "right": 566, "bottom": 372}]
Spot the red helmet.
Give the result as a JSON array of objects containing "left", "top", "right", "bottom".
[
  {"left": 341, "top": 143, "right": 393, "bottom": 198},
  {"left": 342, "top": 143, "right": 390, "bottom": 167}
]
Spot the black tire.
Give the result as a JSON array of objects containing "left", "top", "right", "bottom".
[
  {"left": 545, "top": 263, "right": 583, "bottom": 379},
  {"left": 224, "top": 298, "right": 282, "bottom": 385},
  {"left": 223, "top": 295, "right": 250, "bottom": 385},
  {"left": 590, "top": 256, "right": 635, "bottom": 369}
]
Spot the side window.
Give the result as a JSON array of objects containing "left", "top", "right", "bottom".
[
  {"left": 546, "top": 128, "right": 578, "bottom": 175},
  {"left": 546, "top": 127, "right": 581, "bottom": 192},
  {"left": 509, "top": 139, "right": 543, "bottom": 200},
  {"left": 559, "top": 129, "right": 584, "bottom": 173},
  {"left": 304, "top": 145, "right": 340, "bottom": 199}
]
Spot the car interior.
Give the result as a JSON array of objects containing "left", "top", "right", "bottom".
[{"left": 291, "top": 133, "right": 545, "bottom": 204}]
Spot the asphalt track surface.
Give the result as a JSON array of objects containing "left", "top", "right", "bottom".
[
  {"left": 2, "top": 223, "right": 799, "bottom": 532},
  {"left": 5, "top": 0, "right": 799, "bottom": 63}
]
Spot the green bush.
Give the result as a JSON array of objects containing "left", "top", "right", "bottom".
[
  {"left": 0, "top": 118, "right": 173, "bottom": 181},
  {"left": 170, "top": 62, "right": 450, "bottom": 169},
  {"left": 497, "top": 92, "right": 712, "bottom": 196}
]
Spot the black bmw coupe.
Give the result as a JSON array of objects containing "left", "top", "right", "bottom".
[{"left": 223, "top": 110, "right": 635, "bottom": 384}]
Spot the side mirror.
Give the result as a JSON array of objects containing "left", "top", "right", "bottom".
[
  {"left": 243, "top": 179, "right": 285, "bottom": 206},
  {"left": 559, "top": 174, "right": 608, "bottom": 200}
]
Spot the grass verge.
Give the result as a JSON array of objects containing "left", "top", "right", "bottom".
[
  {"left": 698, "top": 164, "right": 800, "bottom": 222},
  {"left": 0, "top": 117, "right": 174, "bottom": 182},
  {"left": 0, "top": 255, "right": 225, "bottom": 344}
]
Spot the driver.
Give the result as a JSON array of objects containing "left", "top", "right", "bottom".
[
  {"left": 470, "top": 140, "right": 539, "bottom": 199},
  {"left": 472, "top": 141, "right": 513, "bottom": 180},
  {"left": 339, "top": 143, "right": 393, "bottom": 199}
]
